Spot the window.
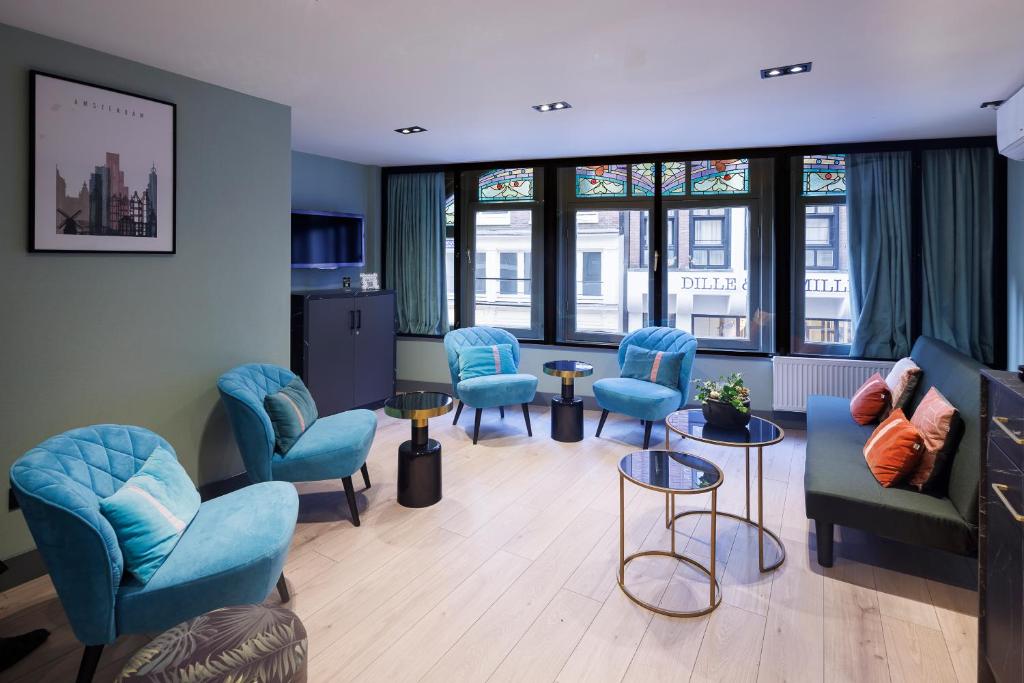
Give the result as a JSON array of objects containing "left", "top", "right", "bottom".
[
  {"left": 444, "top": 189, "right": 456, "bottom": 325},
  {"left": 692, "top": 314, "right": 747, "bottom": 339},
  {"left": 689, "top": 209, "right": 731, "bottom": 269},
  {"left": 475, "top": 253, "right": 486, "bottom": 294},
  {"left": 582, "top": 252, "right": 602, "bottom": 296},
  {"left": 499, "top": 252, "right": 518, "bottom": 294},
  {"left": 795, "top": 155, "right": 852, "bottom": 353}
]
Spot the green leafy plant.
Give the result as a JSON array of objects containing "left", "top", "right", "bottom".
[{"left": 693, "top": 372, "right": 750, "bottom": 413}]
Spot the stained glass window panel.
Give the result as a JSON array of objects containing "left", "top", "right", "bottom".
[
  {"left": 631, "top": 163, "right": 655, "bottom": 196},
  {"left": 690, "top": 159, "right": 749, "bottom": 195},
  {"left": 661, "top": 162, "right": 687, "bottom": 195},
  {"left": 575, "top": 165, "right": 628, "bottom": 197},
  {"left": 478, "top": 168, "right": 534, "bottom": 202},
  {"left": 445, "top": 194, "right": 455, "bottom": 227},
  {"left": 802, "top": 155, "right": 846, "bottom": 196}
]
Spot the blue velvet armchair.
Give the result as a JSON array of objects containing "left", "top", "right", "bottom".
[
  {"left": 593, "top": 327, "right": 698, "bottom": 448},
  {"left": 217, "top": 363, "right": 377, "bottom": 525},
  {"left": 9, "top": 424, "right": 297, "bottom": 683},
  {"left": 443, "top": 327, "right": 538, "bottom": 444}
]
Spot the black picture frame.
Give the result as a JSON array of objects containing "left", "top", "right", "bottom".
[{"left": 29, "top": 70, "right": 176, "bottom": 254}]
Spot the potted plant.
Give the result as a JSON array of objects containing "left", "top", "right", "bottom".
[{"left": 693, "top": 373, "right": 751, "bottom": 429}]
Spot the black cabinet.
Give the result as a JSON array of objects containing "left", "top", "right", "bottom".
[
  {"left": 979, "top": 370, "right": 1024, "bottom": 683},
  {"left": 291, "top": 290, "right": 396, "bottom": 416}
]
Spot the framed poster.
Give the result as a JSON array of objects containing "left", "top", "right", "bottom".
[{"left": 31, "top": 71, "right": 175, "bottom": 253}]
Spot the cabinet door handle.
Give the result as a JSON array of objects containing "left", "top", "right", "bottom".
[
  {"left": 350, "top": 310, "right": 356, "bottom": 331},
  {"left": 992, "top": 483, "right": 1024, "bottom": 523},
  {"left": 993, "top": 416, "right": 1024, "bottom": 445},
  {"left": 356, "top": 309, "right": 362, "bottom": 334}
]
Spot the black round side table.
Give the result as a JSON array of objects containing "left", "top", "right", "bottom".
[
  {"left": 384, "top": 391, "right": 453, "bottom": 508},
  {"left": 543, "top": 360, "right": 594, "bottom": 442}
]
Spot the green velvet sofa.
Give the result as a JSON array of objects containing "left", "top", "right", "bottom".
[{"left": 804, "top": 336, "right": 982, "bottom": 567}]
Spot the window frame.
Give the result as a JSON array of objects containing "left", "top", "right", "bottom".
[{"left": 803, "top": 206, "right": 839, "bottom": 271}]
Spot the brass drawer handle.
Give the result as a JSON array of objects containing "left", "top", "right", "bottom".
[
  {"left": 992, "top": 483, "right": 1024, "bottom": 523},
  {"left": 993, "top": 416, "right": 1024, "bottom": 445}
]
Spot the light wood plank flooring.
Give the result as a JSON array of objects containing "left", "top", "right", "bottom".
[{"left": 0, "top": 407, "right": 978, "bottom": 682}]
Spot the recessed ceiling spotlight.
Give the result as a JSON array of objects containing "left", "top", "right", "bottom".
[
  {"left": 760, "top": 62, "right": 812, "bottom": 79},
  {"left": 533, "top": 101, "right": 572, "bottom": 112},
  {"left": 394, "top": 126, "right": 427, "bottom": 134}
]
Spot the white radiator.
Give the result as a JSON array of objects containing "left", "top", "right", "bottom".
[{"left": 771, "top": 356, "right": 895, "bottom": 413}]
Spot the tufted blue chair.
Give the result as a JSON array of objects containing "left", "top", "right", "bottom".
[
  {"left": 443, "top": 327, "right": 538, "bottom": 444},
  {"left": 593, "top": 327, "right": 699, "bottom": 448},
  {"left": 217, "top": 363, "right": 377, "bottom": 526},
  {"left": 9, "top": 424, "right": 297, "bottom": 683}
]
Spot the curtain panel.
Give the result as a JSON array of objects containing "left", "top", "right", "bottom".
[
  {"left": 920, "top": 148, "right": 995, "bottom": 365},
  {"left": 385, "top": 172, "right": 449, "bottom": 335},
  {"left": 846, "top": 152, "right": 914, "bottom": 359}
]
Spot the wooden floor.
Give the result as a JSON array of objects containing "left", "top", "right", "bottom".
[{"left": 0, "top": 407, "right": 979, "bottom": 683}]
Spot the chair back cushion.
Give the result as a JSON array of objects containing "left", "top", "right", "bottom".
[
  {"left": 443, "top": 327, "right": 521, "bottom": 398},
  {"left": 458, "top": 344, "right": 517, "bottom": 381},
  {"left": 620, "top": 346, "right": 685, "bottom": 390},
  {"left": 217, "top": 364, "right": 297, "bottom": 482},
  {"left": 99, "top": 447, "right": 201, "bottom": 584},
  {"left": 264, "top": 377, "right": 319, "bottom": 455},
  {"left": 617, "top": 327, "right": 698, "bottom": 407},
  {"left": 10, "top": 424, "right": 173, "bottom": 644}
]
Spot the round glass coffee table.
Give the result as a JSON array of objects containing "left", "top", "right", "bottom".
[
  {"left": 543, "top": 360, "right": 594, "bottom": 442},
  {"left": 384, "top": 391, "right": 453, "bottom": 508},
  {"left": 618, "top": 450, "right": 724, "bottom": 617},
  {"left": 664, "top": 409, "right": 786, "bottom": 572}
]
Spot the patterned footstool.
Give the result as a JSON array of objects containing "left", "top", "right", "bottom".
[{"left": 116, "top": 604, "right": 307, "bottom": 683}]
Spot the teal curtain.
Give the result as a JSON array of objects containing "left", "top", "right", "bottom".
[
  {"left": 921, "top": 148, "right": 995, "bottom": 364},
  {"left": 846, "top": 152, "right": 913, "bottom": 359},
  {"left": 386, "top": 172, "right": 449, "bottom": 335}
]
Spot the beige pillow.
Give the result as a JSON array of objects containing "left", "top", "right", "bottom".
[{"left": 885, "top": 357, "right": 921, "bottom": 410}]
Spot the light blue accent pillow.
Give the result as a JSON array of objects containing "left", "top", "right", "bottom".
[
  {"left": 620, "top": 345, "right": 684, "bottom": 390},
  {"left": 99, "top": 447, "right": 201, "bottom": 584},
  {"left": 459, "top": 344, "right": 517, "bottom": 381}
]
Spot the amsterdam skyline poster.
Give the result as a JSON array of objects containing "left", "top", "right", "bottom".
[{"left": 31, "top": 71, "right": 175, "bottom": 253}]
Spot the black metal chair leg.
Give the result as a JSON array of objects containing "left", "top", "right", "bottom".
[
  {"left": 277, "top": 573, "right": 291, "bottom": 602},
  {"left": 342, "top": 476, "right": 360, "bottom": 526},
  {"left": 596, "top": 409, "right": 609, "bottom": 437},
  {"left": 76, "top": 644, "right": 104, "bottom": 683},
  {"left": 360, "top": 463, "right": 371, "bottom": 489},
  {"left": 499, "top": 406, "right": 505, "bottom": 419},
  {"left": 453, "top": 400, "right": 464, "bottom": 425},
  {"left": 642, "top": 420, "right": 653, "bottom": 449},
  {"left": 473, "top": 408, "right": 482, "bottom": 444},
  {"left": 521, "top": 403, "right": 533, "bottom": 436}
]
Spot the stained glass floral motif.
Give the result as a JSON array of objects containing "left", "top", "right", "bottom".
[
  {"left": 631, "top": 163, "right": 655, "bottom": 196},
  {"left": 444, "top": 195, "right": 454, "bottom": 226},
  {"left": 661, "top": 162, "right": 687, "bottom": 195},
  {"left": 691, "top": 159, "right": 749, "bottom": 194},
  {"left": 802, "top": 155, "right": 846, "bottom": 195},
  {"left": 479, "top": 168, "right": 534, "bottom": 202},
  {"left": 576, "top": 165, "right": 628, "bottom": 197}
]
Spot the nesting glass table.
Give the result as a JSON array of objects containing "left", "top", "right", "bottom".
[
  {"left": 384, "top": 391, "right": 453, "bottom": 508},
  {"left": 665, "top": 409, "right": 786, "bottom": 572},
  {"left": 618, "top": 450, "right": 724, "bottom": 617},
  {"left": 542, "top": 360, "right": 594, "bottom": 442}
]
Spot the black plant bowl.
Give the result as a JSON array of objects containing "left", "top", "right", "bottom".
[{"left": 701, "top": 398, "right": 752, "bottom": 429}]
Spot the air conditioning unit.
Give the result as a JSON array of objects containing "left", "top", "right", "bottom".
[{"left": 997, "top": 85, "right": 1024, "bottom": 160}]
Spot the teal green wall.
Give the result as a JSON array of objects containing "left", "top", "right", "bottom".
[
  {"left": 396, "top": 338, "right": 774, "bottom": 411},
  {"left": 1009, "top": 160, "right": 1024, "bottom": 371},
  {"left": 0, "top": 23, "right": 292, "bottom": 559},
  {"left": 290, "top": 151, "right": 381, "bottom": 290}
]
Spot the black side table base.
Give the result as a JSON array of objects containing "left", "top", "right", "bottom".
[
  {"left": 397, "top": 437, "right": 442, "bottom": 508},
  {"left": 550, "top": 398, "right": 584, "bottom": 442}
]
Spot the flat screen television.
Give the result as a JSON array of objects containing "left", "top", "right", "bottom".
[{"left": 291, "top": 210, "right": 364, "bottom": 269}]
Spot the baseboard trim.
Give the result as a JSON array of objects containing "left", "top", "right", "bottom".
[{"left": 0, "top": 549, "right": 47, "bottom": 593}]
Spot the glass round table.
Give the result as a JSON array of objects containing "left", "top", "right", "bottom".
[
  {"left": 384, "top": 391, "right": 453, "bottom": 508},
  {"left": 664, "top": 409, "right": 786, "bottom": 572},
  {"left": 617, "top": 450, "right": 724, "bottom": 617},
  {"left": 542, "top": 360, "right": 594, "bottom": 442}
]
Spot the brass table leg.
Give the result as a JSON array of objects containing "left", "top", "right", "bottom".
[
  {"left": 710, "top": 488, "right": 718, "bottom": 609},
  {"left": 745, "top": 445, "right": 751, "bottom": 522},
  {"left": 758, "top": 445, "right": 766, "bottom": 571},
  {"left": 619, "top": 472, "right": 625, "bottom": 582}
]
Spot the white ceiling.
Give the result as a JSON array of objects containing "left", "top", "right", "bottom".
[{"left": 3, "top": 0, "right": 1023, "bottom": 167}]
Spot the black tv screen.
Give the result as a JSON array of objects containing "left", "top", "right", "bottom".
[{"left": 291, "top": 211, "right": 364, "bottom": 269}]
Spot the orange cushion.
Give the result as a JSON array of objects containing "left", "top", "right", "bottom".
[
  {"left": 909, "top": 387, "right": 960, "bottom": 492},
  {"left": 850, "top": 372, "right": 891, "bottom": 425},
  {"left": 863, "top": 408, "right": 924, "bottom": 487}
]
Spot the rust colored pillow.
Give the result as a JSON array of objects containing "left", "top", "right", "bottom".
[
  {"left": 850, "top": 372, "right": 891, "bottom": 425},
  {"left": 909, "top": 388, "right": 962, "bottom": 492},
  {"left": 863, "top": 408, "right": 924, "bottom": 487},
  {"left": 885, "top": 358, "right": 922, "bottom": 410}
]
